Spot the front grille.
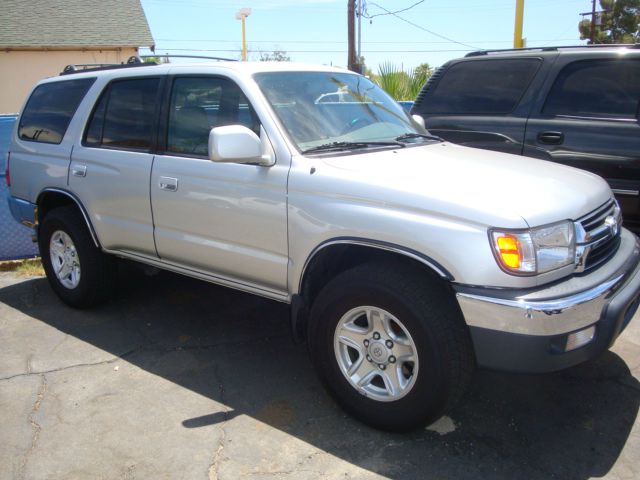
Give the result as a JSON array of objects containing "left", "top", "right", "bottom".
[
  {"left": 575, "top": 199, "right": 621, "bottom": 273},
  {"left": 585, "top": 235, "right": 620, "bottom": 271}
]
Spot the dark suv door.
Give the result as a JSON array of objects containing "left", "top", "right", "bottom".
[{"left": 523, "top": 58, "right": 640, "bottom": 231}]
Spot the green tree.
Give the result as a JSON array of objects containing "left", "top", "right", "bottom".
[
  {"left": 259, "top": 50, "right": 291, "bottom": 61},
  {"left": 372, "top": 62, "right": 433, "bottom": 101},
  {"left": 409, "top": 63, "right": 433, "bottom": 99},
  {"left": 143, "top": 55, "right": 170, "bottom": 64},
  {"left": 579, "top": 0, "right": 639, "bottom": 44}
]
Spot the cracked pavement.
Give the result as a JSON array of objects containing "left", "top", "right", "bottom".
[{"left": 1, "top": 266, "right": 639, "bottom": 480}]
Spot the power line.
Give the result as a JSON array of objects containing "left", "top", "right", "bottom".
[
  {"left": 155, "top": 38, "right": 579, "bottom": 45},
  {"left": 151, "top": 47, "right": 472, "bottom": 54},
  {"left": 363, "top": 0, "right": 425, "bottom": 19},
  {"left": 363, "top": 2, "right": 479, "bottom": 50}
]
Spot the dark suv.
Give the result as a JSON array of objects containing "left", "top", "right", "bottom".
[{"left": 411, "top": 45, "right": 640, "bottom": 232}]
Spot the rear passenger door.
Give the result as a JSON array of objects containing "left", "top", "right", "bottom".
[
  {"left": 524, "top": 58, "right": 640, "bottom": 230},
  {"left": 70, "top": 77, "right": 161, "bottom": 256},
  {"left": 150, "top": 75, "right": 289, "bottom": 295}
]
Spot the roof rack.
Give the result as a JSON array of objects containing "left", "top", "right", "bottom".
[
  {"left": 60, "top": 56, "right": 157, "bottom": 75},
  {"left": 139, "top": 54, "right": 238, "bottom": 62},
  {"left": 60, "top": 54, "right": 238, "bottom": 76},
  {"left": 465, "top": 43, "right": 640, "bottom": 57}
]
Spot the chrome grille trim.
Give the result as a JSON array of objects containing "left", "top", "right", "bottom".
[{"left": 574, "top": 199, "right": 621, "bottom": 273}]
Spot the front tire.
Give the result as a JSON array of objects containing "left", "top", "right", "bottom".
[
  {"left": 39, "top": 206, "right": 115, "bottom": 308},
  {"left": 308, "top": 263, "right": 474, "bottom": 432}
]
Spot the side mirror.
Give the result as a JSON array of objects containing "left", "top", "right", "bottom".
[
  {"left": 209, "top": 125, "right": 272, "bottom": 166},
  {"left": 412, "top": 114, "right": 426, "bottom": 129}
]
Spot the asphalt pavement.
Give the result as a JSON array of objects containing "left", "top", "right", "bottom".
[{"left": 1, "top": 265, "right": 639, "bottom": 480}]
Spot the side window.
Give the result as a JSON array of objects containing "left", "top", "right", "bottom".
[
  {"left": 420, "top": 58, "right": 541, "bottom": 115},
  {"left": 543, "top": 60, "right": 640, "bottom": 119},
  {"left": 84, "top": 78, "right": 160, "bottom": 150},
  {"left": 167, "top": 77, "right": 260, "bottom": 157},
  {"left": 19, "top": 78, "right": 95, "bottom": 144}
]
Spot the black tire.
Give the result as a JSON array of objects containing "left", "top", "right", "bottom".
[
  {"left": 39, "top": 206, "right": 115, "bottom": 308},
  {"left": 308, "top": 262, "right": 475, "bottom": 432}
]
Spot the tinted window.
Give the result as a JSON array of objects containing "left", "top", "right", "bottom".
[
  {"left": 543, "top": 59, "right": 640, "bottom": 119},
  {"left": 167, "top": 77, "right": 259, "bottom": 156},
  {"left": 19, "top": 78, "right": 95, "bottom": 144},
  {"left": 84, "top": 90, "right": 107, "bottom": 146},
  {"left": 421, "top": 59, "right": 540, "bottom": 115},
  {"left": 85, "top": 78, "right": 160, "bottom": 150}
]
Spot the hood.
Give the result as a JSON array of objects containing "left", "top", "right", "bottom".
[{"left": 318, "top": 142, "right": 612, "bottom": 229}]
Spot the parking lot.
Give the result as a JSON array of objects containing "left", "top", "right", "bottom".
[{"left": 1, "top": 265, "right": 639, "bottom": 480}]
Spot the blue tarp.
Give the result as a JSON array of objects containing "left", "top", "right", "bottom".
[{"left": 1, "top": 115, "right": 40, "bottom": 260}]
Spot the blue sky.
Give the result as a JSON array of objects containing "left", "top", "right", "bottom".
[{"left": 139, "top": 0, "right": 590, "bottom": 71}]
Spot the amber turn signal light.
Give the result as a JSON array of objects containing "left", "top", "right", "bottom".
[{"left": 496, "top": 235, "right": 521, "bottom": 269}]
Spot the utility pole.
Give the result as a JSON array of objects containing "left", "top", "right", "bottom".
[
  {"left": 580, "top": 0, "right": 607, "bottom": 44},
  {"left": 513, "top": 0, "right": 525, "bottom": 48},
  {"left": 348, "top": 0, "right": 358, "bottom": 72},
  {"left": 235, "top": 8, "right": 251, "bottom": 61},
  {"left": 590, "top": 0, "right": 597, "bottom": 43},
  {"left": 357, "top": 0, "right": 362, "bottom": 70}
]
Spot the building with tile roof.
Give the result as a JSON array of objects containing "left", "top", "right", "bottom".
[{"left": 0, "top": 0, "right": 155, "bottom": 112}]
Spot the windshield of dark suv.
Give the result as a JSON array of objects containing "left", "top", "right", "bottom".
[{"left": 253, "top": 71, "right": 434, "bottom": 153}]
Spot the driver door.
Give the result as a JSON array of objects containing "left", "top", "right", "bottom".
[{"left": 150, "top": 75, "right": 289, "bottom": 294}]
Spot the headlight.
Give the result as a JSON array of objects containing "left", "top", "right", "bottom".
[{"left": 490, "top": 220, "right": 576, "bottom": 275}]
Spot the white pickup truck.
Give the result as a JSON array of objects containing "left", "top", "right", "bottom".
[{"left": 7, "top": 60, "right": 640, "bottom": 431}]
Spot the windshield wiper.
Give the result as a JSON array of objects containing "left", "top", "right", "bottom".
[
  {"left": 395, "top": 132, "right": 443, "bottom": 142},
  {"left": 301, "top": 141, "right": 405, "bottom": 154}
]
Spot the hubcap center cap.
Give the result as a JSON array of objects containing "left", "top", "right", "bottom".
[{"left": 368, "top": 341, "right": 390, "bottom": 363}]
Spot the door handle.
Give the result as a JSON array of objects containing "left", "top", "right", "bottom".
[
  {"left": 537, "top": 131, "right": 564, "bottom": 145},
  {"left": 71, "top": 164, "right": 87, "bottom": 177},
  {"left": 159, "top": 176, "right": 178, "bottom": 192}
]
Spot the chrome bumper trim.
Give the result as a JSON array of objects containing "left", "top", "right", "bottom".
[
  {"left": 612, "top": 188, "right": 639, "bottom": 197},
  {"left": 456, "top": 234, "right": 640, "bottom": 337}
]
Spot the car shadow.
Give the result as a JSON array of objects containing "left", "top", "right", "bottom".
[{"left": 1, "top": 267, "right": 639, "bottom": 480}]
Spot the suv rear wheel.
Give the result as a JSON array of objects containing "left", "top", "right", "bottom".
[
  {"left": 308, "top": 263, "right": 474, "bottom": 432},
  {"left": 39, "top": 206, "right": 115, "bottom": 308}
]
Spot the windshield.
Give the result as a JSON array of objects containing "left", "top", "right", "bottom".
[{"left": 253, "top": 71, "right": 432, "bottom": 153}]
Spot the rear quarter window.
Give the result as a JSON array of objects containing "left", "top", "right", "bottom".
[
  {"left": 419, "top": 58, "right": 541, "bottom": 115},
  {"left": 18, "top": 78, "right": 95, "bottom": 144}
]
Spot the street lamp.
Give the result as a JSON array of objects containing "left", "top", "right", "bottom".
[{"left": 235, "top": 8, "right": 252, "bottom": 61}]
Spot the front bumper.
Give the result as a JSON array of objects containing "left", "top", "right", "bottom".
[{"left": 455, "top": 229, "right": 640, "bottom": 373}]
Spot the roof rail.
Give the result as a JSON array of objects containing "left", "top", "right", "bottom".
[
  {"left": 139, "top": 54, "right": 238, "bottom": 62},
  {"left": 60, "top": 56, "right": 157, "bottom": 75},
  {"left": 60, "top": 54, "right": 238, "bottom": 76},
  {"left": 465, "top": 43, "right": 640, "bottom": 57}
]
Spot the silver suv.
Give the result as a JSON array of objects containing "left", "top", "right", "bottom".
[{"left": 7, "top": 60, "right": 640, "bottom": 431}]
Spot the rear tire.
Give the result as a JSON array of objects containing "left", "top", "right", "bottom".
[
  {"left": 39, "top": 206, "right": 115, "bottom": 308},
  {"left": 308, "top": 262, "right": 474, "bottom": 432}
]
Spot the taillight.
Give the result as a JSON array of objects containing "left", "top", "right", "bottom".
[{"left": 4, "top": 152, "right": 10, "bottom": 187}]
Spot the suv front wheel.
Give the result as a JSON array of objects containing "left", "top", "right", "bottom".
[
  {"left": 39, "top": 206, "right": 115, "bottom": 308},
  {"left": 308, "top": 263, "right": 474, "bottom": 432}
]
